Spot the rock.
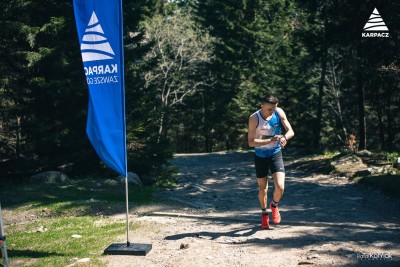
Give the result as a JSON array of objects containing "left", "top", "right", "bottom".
[
  {"left": 118, "top": 172, "right": 142, "bottom": 185},
  {"left": 37, "top": 226, "right": 48, "bottom": 232},
  {"left": 180, "top": 243, "right": 189, "bottom": 249},
  {"left": 71, "top": 234, "right": 82, "bottom": 238},
  {"left": 338, "top": 246, "right": 353, "bottom": 251},
  {"left": 65, "top": 257, "right": 90, "bottom": 267},
  {"left": 307, "top": 253, "right": 320, "bottom": 260},
  {"left": 77, "top": 258, "right": 90, "bottom": 263},
  {"left": 103, "top": 179, "right": 118, "bottom": 186},
  {"left": 57, "top": 163, "right": 74, "bottom": 173},
  {"left": 183, "top": 184, "right": 193, "bottom": 190},
  {"left": 357, "top": 150, "right": 373, "bottom": 157},
  {"left": 30, "top": 171, "right": 69, "bottom": 184},
  {"left": 193, "top": 185, "right": 207, "bottom": 192},
  {"left": 367, "top": 167, "right": 384, "bottom": 175},
  {"left": 354, "top": 169, "right": 371, "bottom": 177},
  {"left": 393, "top": 157, "right": 400, "bottom": 169}
]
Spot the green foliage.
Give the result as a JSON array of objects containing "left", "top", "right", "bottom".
[
  {"left": 296, "top": 0, "right": 400, "bottom": 151},
  {"left": 386, "top": 152, "right": 400, "bottom": 165},
  {"left": 1, "top": 0, "right": 399, "bottom": 180},
  {"left": 0, "top": 0, "right": 175, "bottom": 179},
  {"left": 154, "top": 166, "right": 179, "bottom": 188}
]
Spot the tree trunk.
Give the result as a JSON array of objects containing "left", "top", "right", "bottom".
[
  {"left": 375, "top": 84, "right": 386, "bottom": 150},
  {"left": 357, "top": 64, "right": 366, "bottom": 150},
  {"left": 386, "top": 85, "right": 394, "bottom": 151},
  {"left": 157, "top": 110, "right": 165, "bottom": 143},
  {"left": 337, "top": 102, "right": 348, "bottom": 146},
  {"left": 201, "top": 93, "right": 213, "bottom": 153},
  {"left": 16, "top": 116, "right": 21, "bottom": 158},
  {"left": 378, "top": 105, "right": 385, "bottom": 150},
  {"left": 314, "top": 48, "right": 327, "bottom": 149},
  {"left": 331, "top": 62, "right": 348, "bottom": 144}
]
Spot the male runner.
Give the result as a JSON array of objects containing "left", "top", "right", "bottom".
[{"left": 247, "top": 94, "right": 294, "bottom": 229}]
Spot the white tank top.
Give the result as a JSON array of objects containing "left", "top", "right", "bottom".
[{"left": 253, "top": 109, "right": 282, "bottom": 157}]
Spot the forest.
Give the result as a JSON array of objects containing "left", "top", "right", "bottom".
[{"left": 1, "top": 0, "right": 399, "bottom": 180}]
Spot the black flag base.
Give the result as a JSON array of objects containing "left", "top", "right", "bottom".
[{"left": 104, "top": 242, "right": 152, "bottom": 256}]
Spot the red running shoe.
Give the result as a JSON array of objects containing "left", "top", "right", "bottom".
[
  {"left": 270, "top": 202, "right": 281, "bottom": 224},
  {"left": 261, "top": 213, "right": 270, "bottom": 229}
]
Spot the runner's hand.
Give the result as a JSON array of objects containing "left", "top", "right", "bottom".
[
  {"left": 272, "top": 135, "right": 282, "bottom": 142},
  {"left": 279, "top": 135, "right": 287, "bottom": 147}
]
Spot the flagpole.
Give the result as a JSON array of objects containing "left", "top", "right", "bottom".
[
  {"left": 69, "top": 0, "right": 153, "bottom": 255},
  {"left": 0, "top": 203, "right": 9, "bottom": 267},
  {"left": 125, "top": 176, "right": 130, "bottom": 247},
  {"left": 119, "top": 0, "right": 130, "bottom": 248}
]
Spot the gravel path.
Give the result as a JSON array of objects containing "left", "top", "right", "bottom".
[{"left": 104, "top": 151, "right": 400, "bottom": 267}]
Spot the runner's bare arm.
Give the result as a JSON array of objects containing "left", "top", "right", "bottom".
[
  {"left": 248, "top": 114, "right": 281, "bottom": 147},
  {"left": 276, "top": 108, "right": 295, "bottom": 147}
]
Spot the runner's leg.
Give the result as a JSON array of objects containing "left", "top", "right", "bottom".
[
  {"left": 270, "top": 151, "right": 285, "bottom": 203},
  {"left": 272, "top": 172, "right": 285, "bottom": 203},
  {"left": 257, "top": 177, "right": 269, "bottom": 209},
  {"left": 257, "top": 177, "right": 270, "bottom": 229},
  {"left": 270, "top": 151, "right": 285, "bottom": 224},
  {"left": 254, "top": 154, "right": 270, "bottom": 228}
]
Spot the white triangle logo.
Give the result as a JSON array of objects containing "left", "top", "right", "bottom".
[
  {"left": 363, "top": 8, "right": 389, "bottom": 31},
  {"left": 80, "top": 12, "right": 115, "bottom": 62}
]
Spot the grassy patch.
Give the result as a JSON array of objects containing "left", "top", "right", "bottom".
[
  {"left": 7, "top": 216, "right": 138, "bottom": 267},
  {"left": 354, "top": 174, "right": 400, "bottom": 198},
  {"left": 0, "top": 178, "right": 157, "bottom": 266}
]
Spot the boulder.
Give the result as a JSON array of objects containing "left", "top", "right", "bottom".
[
  {"left": 331, "top": 155, "right": 367, "bottom": 178},
  {"left": 331, "top": 154, "right": 363, "bottom": 167},
  {"left": 57, "top": 163, "right": 74, "bottom": 173},
  {"left": 357, "top": 149, "right": 373, "bottom": 157},
  {"left": 30, "top": 171, "right": 69, "bottom": 184},
  {"left": 367, "top": 167, "right": 384, "bottom": 175},
  {"left": 118, "top": 172, "right": 142, "bottom": 185}
]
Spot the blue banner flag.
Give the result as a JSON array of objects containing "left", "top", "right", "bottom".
[{"left": 73, "top": 0, "right": 127, "bottom": 177}]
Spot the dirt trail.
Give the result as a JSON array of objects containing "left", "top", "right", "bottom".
[{"left": 105, "top": 151, "right": 400, "bottom": 267}]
